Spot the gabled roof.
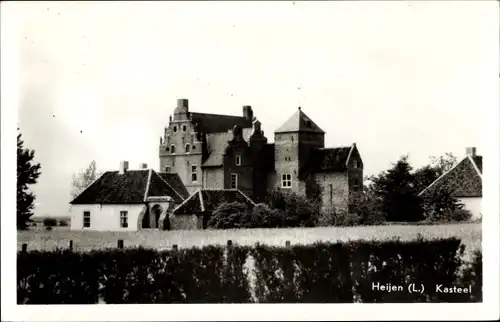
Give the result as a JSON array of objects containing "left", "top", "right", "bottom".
[
  {"left": 158, "top": 173, "right": 190, "bottom": 199},
  {"left": 303, "top": 145, "right": 354, "bottom": 173},
  {"left": 202, "top": 129, "right": 253, "bottom": 167},
  {"left": 275, "top": 108, "right": 325, "bottom": 134},
  {"left": 70, "top": 170, "right": 187, "bottom": 205},
  {"left": 173, "top": 189, "right": 256, "bottom": 215},
  {"left": 190, "top": 112, "right": 252, "bottom": 134},
  {"left": 419, "top": 155, "right": 483, "bottom": 198}
]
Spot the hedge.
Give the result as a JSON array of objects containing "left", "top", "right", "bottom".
[{"left": 17, "top": 239, "right": 481, "bottom": 304}]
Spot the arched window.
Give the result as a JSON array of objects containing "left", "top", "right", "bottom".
[
  {"left": 192, "top": 145, "right": 196, "bottom": 150},
  {"left": 173, "top": 126, "right": 178, "bottom": 133},
  {"left": 185, "top": 144, "right": 190, "bottom": 153},
  {"left": 182, "top": 125, "right": 187, "bottom": 132},
  {"left": 171, "top": 145, "right": 176, "bottom": 154}
]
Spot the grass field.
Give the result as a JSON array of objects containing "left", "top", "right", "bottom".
[{"left": 18, "top": 223, "right": 481, "bottom": 259}]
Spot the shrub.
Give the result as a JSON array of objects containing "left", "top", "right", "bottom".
[
  {"left": 43, "top": 218, "right": 57, "bottom": 227},
  {"left": 348, "top": 191, "right": 387, "bottom": 225},
  {"left": 266, "top": 190, "right": 320, "bottom": 228},
  {"left": 318, "top": 208, "right": 362, "bottom": 227},
  {"left": 58, "top": 220, "right": 69, "bottom": 227},
  {"left": 422, "top": 187, "right": 465, "bottom": 222},
  {"left": 207, "top": 202, "right": 252, "bottom": 229},
  {"left": 17, "top": 239, "right": 481, "bottom": 304}
]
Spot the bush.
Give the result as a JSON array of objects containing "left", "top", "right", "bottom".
[
  {"left": 318, "top": 208, "right": 362, "bottom": 227},
  {"left": 266, "top": 190, "right": 320, "bottom": 228},
  {"left": 43, "top": 218, "right": 57, "bottom": 227},
  {"left": 18, "top": 245, "right": 251, "bottom": 304},
  {"left": 206, "top": 202, "right": 252, "bottom": 229},
  {"left": 58, "top": 220, "right": 69, "bottom": 227},
  {"left": 17, "top": 239, "right": 481, "bottom": 304},
  {"left": 349, "top": 191, "right": 387, "bottom": 225},
  {"left": 422, "top": 187, "right": 465, "bottom": 222}
]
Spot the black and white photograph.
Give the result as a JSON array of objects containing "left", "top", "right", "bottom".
[{"left": 1, "top": 1, "right": 499, "bottom": 321}]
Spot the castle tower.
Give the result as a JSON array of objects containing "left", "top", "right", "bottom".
[
  {"left": 249, "top": 119, "right": 268, "bottom": 202},
  {"left": 274, "top": 107, "right": 325, "bottom": 194}
]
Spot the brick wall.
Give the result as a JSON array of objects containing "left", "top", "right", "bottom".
[
  {"left": 170, "top": 214, "right": 202, "bottom": 230},
  {"left": 159, "top": 119, "right": 204, "bottom": 194},
  {"left": 315, "top": 172, "right": 349, "bottom": 212},
  {"left": 203, "top": 167, "right": 224, "bottom": 189}
]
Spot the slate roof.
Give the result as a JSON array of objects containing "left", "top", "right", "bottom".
[
  {"left": 173, "top": 189, "right": 256, "bottom": 215},
  {"left": 419, "top": 155, "right": 483, "bottom": 198},
  {"left": 190, "top": 112, "right": 252, "bottom": 134},
  {"left": 302, "top": 146, "right": 353, "bottom": 173},
  {"left": 158, "top": 173, "right": 190, "bottom": 199},
  {"left": 275, "top": 108, "right": 325, "bottom": 134},
  {"left": 70, "top": 170, "right": 187, "bottom": 205},
  {"left": 202, "top": 129, "right": 253, "bottom": 167}
]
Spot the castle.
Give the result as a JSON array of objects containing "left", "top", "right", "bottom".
[{"left": 159, "top": 99, "right": 363, "bottom": 211}]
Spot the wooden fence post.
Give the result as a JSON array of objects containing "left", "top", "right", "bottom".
[
  {"left": 69, "top": 240, "right": 73, "bottom": 251},
  {"left": 285, "top": 240, "right": 291, "bottom": 248},
  {"left": 117, "top": 239, "right": 124, "bottom": 249},
  {"left": 22, "top": 243, "right": 28, "bottom": 252}
]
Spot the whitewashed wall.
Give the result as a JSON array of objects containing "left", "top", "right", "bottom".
[
  {"left": 458, "top": 197, "right": 482, "bottom": 220},
  {"left": 70, "top": 204, "right": 144, "bottom": 231}
]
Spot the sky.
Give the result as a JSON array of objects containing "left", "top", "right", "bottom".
[{"left": 10, "top": 1, "right": 498, "bottom": 217}]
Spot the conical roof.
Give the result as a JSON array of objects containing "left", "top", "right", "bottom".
[{"left": 275, "top": 107, "right": 325, "bottom": 134}]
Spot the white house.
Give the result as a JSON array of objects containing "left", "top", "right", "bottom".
[
  {"left": 419, "top": 147, "right": 482, "bottom": 220},
  {"left": 69, "top": 161, "right": 189, "bottom": 231}
]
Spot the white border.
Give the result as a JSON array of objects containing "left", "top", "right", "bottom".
[{"left": 2, "top": 2, "right": 499, "bottom": 321}]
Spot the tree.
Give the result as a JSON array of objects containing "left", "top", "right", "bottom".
[
  {"left": 430, "top": 152, "right": 457, "bottom": 177},
  {"left": 71, "top": 160, "right": 101, "bottom": 199},
  {"left": 368, "top": 156, "right": 424, "bottom": 222},
  {"left": 17, "top": 129, "right": 42, "bottom": 230}
]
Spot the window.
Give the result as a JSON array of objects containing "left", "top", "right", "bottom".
[
  {"left": 120, "top": 211, "right": 128, "bottom": 228},
  {"left": 281, "top": 173, "right": 292, "bottom": 188},
  {"left": 235, "top": 155, "right": 241, "bottom": 166},
  {"left": 165, "top": 166, "right": 171, "bottom": 173},
  {"left": 191, "top": 165, "right": 198, "bottom": 182},
  {"left": 83, "top": 211, "right": 91, "bottom": 228},
  {"left": 192, "top": 145, "right": 196, "bottom": 150},
  {"left": 171, "top": 145, "right": 176, "bottom": 154},
  {"left": 182, "top": 125, "right": 187, "bottom": 132},
  {"left": 173, "top": 126, "right": 178, "bottom": 132},
  {"left": 185, "top": 144, "right": 190, "bottom": 153},
  {"left": 166, "top": 147, "right": 170, "bottom": 152},
  {"left": 231, "top": 173, "right": 238, "bottom": 189},
  {"left": 329, "top": 184, "right": 333, "bottom": 204},
  {"left": 353, "top": 160, "right": 358, "bottom": 168}
]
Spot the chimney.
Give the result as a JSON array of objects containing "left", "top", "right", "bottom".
[
  {"left": 139, "top": 163, "right": 148, "bottom": 169},
  {"left": 119, "top": 161, "right": 129, "bottom": 174},
  {"left": 243, "top": 105, "right": 253, "bottom": 122},
  {"left": 466, "top": 147, "right": 477, "bottom": 157},
  {"left": 177, "top": 98, "right": 189, "bottom": 111}
]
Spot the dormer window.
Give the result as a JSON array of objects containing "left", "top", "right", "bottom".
[
  {"left": 185, "top": 144, "right": 190, "bottom": 153},
  {"left": 173, "top": 126, "right": 178, "bottom": 132},
  {"left": 171, "top": 145, "right": 176, "bottom": 154},
  {"left": 235, "top": 155, "right": 241, "bottom": 166}
]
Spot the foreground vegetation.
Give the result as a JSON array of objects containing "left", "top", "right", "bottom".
[
  {"left": 17, "top": 237, "right": 482, "bottom": 304},
  {"left": 17, "top": 222, "right": 481, "bottom": 260}
]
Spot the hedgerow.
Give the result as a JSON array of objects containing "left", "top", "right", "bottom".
[{"left": 17, "top": 238, "right": 481, "bottom": 304}]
